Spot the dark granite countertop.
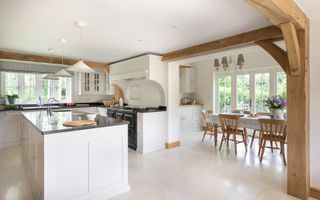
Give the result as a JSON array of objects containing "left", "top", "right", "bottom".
[
  {"left": 0, "top": 102, "right": 105, "bottom": 112},
  {"left": 21, "top": 110, "right": 129, "bottom": 134}
]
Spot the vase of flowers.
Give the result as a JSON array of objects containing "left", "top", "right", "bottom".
[{"left": 265, "top": 96, "right": 287, "bottom": 119}]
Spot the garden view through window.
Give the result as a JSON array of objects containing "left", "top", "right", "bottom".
[
  {"left": 217, "top": 68, "right": 287, "bottom": 113},
  {"left": 1, "top": 72, "right": 71, "bottom": 104}
]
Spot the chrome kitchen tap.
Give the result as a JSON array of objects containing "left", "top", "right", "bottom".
[{"left": 47, "top": 98, "right": 59, "bottom": 116}]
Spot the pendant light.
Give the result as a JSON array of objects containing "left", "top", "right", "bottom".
[
  {"left": 54, "top": 38, "right": 72, "bottom": 77},
  {"left": 66, "top": 22, "right": 94, "bottom": 73},
  {"left": 43, "top": 48, "right": 59, "bottom": 80}
]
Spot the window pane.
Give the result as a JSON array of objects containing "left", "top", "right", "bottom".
[
  {"left": 24, "top": 74, "right": 36, "bottom": 101},
  {"left": 218, "top": 75, "right": 231, "bottom": 113},
  {"left": 41, "top": 78, "right": 51, "bottom": 101},
  {"left": 4, "top": 72, "right": 19, "bottom": 96},
  {"left": 277, "top": 71, "right": 287, "bottom": 98},
  {"left": 255, "top": 73, "right": 270, "bottom": 112},
  {"left": 237, "top": 74, "right": 250, "bottom": 111},
  {"left": 56, "top": 78, "right": 70, "bottom": 102}
]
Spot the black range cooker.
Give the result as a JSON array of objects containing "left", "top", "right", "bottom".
[{"left": 107, "top": 106, "right": 165, "bottom": 150}]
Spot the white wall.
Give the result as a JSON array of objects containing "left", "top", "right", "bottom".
[
  {"left": 309, "top": 18, "right": 320, "bottom": 189},
  {"left": 112, "top": 79, "right": 165, "bottom": 107},
  {"left": 125, "top": 80, "right": 164, "bottom": 107}
]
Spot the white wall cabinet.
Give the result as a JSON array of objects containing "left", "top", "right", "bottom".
[
  {"left": 79, "top": 72, "right": 106, "bottom": 95},
  {"left": 180, "top": 68, "right": 196, "bottom": 93},
  {"left": 179, "top": 106, "right": 203, "bottom": 134},
  {"left": 0, "top": 111, "right": 21, "bottom": 148}
]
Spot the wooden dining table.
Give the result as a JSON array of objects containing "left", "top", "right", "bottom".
[{"left": 207, "top": 113, "right": 280, "bottom": 146}]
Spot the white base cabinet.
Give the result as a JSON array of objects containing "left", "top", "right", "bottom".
[
  {"left": 21, "top": 116, "right": 130, "bottom": 200},
  {"left": 0, "top": 111, "right": 21, "bottom": 149},
  {"left": 179, "top": 106, "right": 203, "bottom": 134},
  {"left": 137, "top": 111, "right": 166, "bottom": 154}
]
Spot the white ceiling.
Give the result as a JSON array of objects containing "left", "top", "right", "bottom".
[{"left": 0, "top": 0, "right": 271, "bottom": 63}]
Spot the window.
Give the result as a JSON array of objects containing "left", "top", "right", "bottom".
[
  {"left": 255, "top": 73, "right": 270, "bottom": 112},
  {"left": 4, "top": 72, "right": 19, "bottom": 96},
  {"left": 277, "top": 71, "right": 287, "bottom": 98},
  {"left": 236, "top": 74, "right": 250, "bottom": 111},
  {"left": 24, "top": 74, "right": 37, "bottom": 101},
  {"left": 215, "top": 67, "right": 286, "bottom": 113},
  {"left": 218, "top": 75, "right": 232, "bottom": 113},
  {"left": 1, "top": 72, "right": 72, "bottom": 104}
]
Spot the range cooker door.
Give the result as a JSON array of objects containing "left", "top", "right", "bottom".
[
  {"left": 107, "top": 110, "right": 116, "bottom": 118},
  {"left": 115, "top": 111, "right": 124, "bottom": 120},
  {"left": 128, "top": 128, "right": 137, "bottom": 150},
  {"left": 124, "top": 113, "right": 135, "bottom": 129}
]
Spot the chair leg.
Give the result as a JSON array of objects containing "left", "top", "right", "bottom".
[
  {"left": 260, "top": 139, "right": 267, "bottom": 162},
  {"left": 281, "top": 142, "right": 287, "bottom": 166},
  {"left": 219, "top": 133, "right": 225, "bottom": 151},
  {"left": 214, "top": 125, "right": 218, "bottom": 146},
  {"left": 243, "top": 129, "right": 248, "bottom": 151},
  {"left": 234, "top": 133, "right": 238, "bottom": 155},
  {"left": 270, "top": 140, "right": 274, "bottom": 153},
  {"left": 250, "top": 130, "right": 256, "bottom": 148},
  {"left": 202, "top": 126, "right": 207, "bottom": 142},
  {"left": 227, "top": 132, "right": 230, "bottom": 147}
]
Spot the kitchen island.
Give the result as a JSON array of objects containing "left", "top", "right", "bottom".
[{"left": 21, "top": 110, "right": 130, "bottom": 200}]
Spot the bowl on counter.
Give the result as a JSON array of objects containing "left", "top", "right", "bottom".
[
  {"left": 103, "top": 100, "right": 113, "bottom": 107},
  {"left": 86, "top": 113, "right": 97, "bottom": 120}
]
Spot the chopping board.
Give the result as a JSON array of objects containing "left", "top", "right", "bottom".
[{"left": 63, "top": 120, "right": 96, "bottom": 127}]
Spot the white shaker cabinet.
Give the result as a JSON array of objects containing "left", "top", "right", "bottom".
[
  {"left": 79, "top": 72, "right": 106, "bottom": 95},
  {"left": 180, "top": 68, "right": 196, "bottom": 93},
  {"left": 179, "top": 106, "right": 203, "bottom": 134},
  {"left": 0, "top": 111, "right": 21, "bottom": 149}
]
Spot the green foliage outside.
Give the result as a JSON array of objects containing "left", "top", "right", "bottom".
[{"left": 219, "top": 75, "right": 231, "bottom": 112}]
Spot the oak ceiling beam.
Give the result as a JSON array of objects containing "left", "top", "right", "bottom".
[
  {"left": 280, "top": 22, "right": 301, "bottom": 75},
  {"left": 162, "top": 25, "right": 283, "bottom": 61},
  {"left": 255, "top": 39, "right": 289, "bottom": 73},
  {"left": 0, "top": 50, "right": 109, "bottom": 70},
  {"left": 245, "top": 0, "right": 307, "bottom": 30}
]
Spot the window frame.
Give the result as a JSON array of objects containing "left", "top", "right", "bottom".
[
  {"left": 215, "top": 66, "right": 285, "bottom": 113},
  {"left": 0, "top": 72, "right": 72, "bottom": 104}
]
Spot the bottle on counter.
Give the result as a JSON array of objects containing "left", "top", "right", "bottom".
[{"left": 119, "top": 97, "right": 124, "bottom": 107}]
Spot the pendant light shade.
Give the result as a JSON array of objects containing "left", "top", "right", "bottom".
[
  {"left": 66, "top": 22, "right": 94, "bottom": 73},
  {"left": 42, "top": 74, "right": 59, "bottom": 80},
  {"left": 66, "top": 60, "right": 94, "bottom": 73},
  {"left": 54, "top": 68, "right": 72, "bottom": 77}
]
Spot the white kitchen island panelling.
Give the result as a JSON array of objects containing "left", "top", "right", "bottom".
[{"left": 21, "top": 111, "right": 130, "bottom": 200}]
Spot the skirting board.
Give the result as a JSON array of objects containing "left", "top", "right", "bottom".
[
  {"left": 165, "top": 141, "right": 181, "bottom": 149},
  {"left": 310, "top": 187, "right": 320, "bottom": 199}
]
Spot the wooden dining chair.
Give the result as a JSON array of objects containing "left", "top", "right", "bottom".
[
  {"left": 201, "top": 110, "right": 220, "bottom": 146},
  {"left": 258, "top": 119, "right": 287, "bottom": 166},
  {"left": 219, "top": 114, "right": 248, "bottom": 155},
  {"left": 250, "top": 112, "right": 271, "bottom": 149}
]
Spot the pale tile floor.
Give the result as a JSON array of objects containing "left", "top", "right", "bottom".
[{"left": 0, "top": 131, "right": 314, "bottom": 200}]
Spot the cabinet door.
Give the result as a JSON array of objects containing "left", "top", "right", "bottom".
[
  {"left": 192, "top": 109, "right": 203, "bottom": 129},
  {"left": 180, "top": 68, "right": 196, "bottom": 93},
  {"left": 180, "top": 110, "right": 193, "bottom": 131},
  {"left": 0, "top": 112, "right": 20, "bottom": 148}
]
